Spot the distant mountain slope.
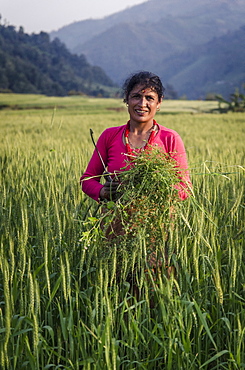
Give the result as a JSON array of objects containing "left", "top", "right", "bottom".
[
  {"left": 0, "top": 25, "right": 115, "bottom": 96},
  {"left": 51, "top": 0, "right": 244, "bottom": 52},
  {"left": 158, "top": 26, "right": 245, "bottom": 99},
  {"left": 50, "top": 0, "right": 245, "bottom": 98}
]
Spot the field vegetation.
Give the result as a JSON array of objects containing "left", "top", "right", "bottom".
[{"left": 0, "top": 94, "right": 244, "bottom": 369}]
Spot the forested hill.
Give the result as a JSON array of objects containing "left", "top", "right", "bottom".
[{"left": 0, "top": 25, "right": 116, "bottom": 97}]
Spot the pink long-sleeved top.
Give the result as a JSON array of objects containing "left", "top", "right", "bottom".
[{"left": 81, "top": 123, "right": 191, "bottom": 202}]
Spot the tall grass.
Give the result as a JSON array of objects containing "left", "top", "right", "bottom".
[{"left": 0, "top": 97, "right": 244, "bottom": 369}]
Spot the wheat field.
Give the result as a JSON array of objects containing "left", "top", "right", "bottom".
[{"left": 0, "top": 94, "right": 244, "bottom": 369}]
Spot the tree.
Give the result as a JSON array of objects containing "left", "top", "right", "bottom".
[{"left": 215, "top": 85, "right": 245, "bottom": 112}]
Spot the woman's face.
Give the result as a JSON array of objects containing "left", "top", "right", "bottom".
[{"left": 127, "top": 84, "right": 162, "bottom": 126}]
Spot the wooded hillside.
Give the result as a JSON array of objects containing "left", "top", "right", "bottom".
[{"left": 0, "top": 25, "right": 115, "bottom": 97}]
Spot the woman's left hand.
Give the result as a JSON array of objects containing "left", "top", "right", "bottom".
[{"left": 99, "top": 180, "right": 120, "bottom": 201}]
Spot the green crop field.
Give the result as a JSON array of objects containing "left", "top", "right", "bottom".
[{"left": 0, "top": 94, "right": 244, "bottom": 369}]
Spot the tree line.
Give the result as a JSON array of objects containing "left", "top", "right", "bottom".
[{"left": 0, "top": 24, "right": 116, "bottom": 97}]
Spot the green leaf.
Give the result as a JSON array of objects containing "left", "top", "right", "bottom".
[
  {"left": 193, "top": 300, "right": 217, "bottom": 350},
  {"left": 200, "top": 350, "right": 229, "bottom": 368}
]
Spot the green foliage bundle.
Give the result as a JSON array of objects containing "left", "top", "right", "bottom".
[{"left": 83, "top": 147, "right": 185, "bottom": 281}]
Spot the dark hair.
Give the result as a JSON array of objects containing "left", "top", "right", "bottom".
[{"left": 123, "top": 71, "right": 165, "bottom": 103}]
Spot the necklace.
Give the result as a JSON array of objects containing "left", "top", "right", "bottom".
[{"left": 124, "top": 120, "right": 158, "bottom": 156}]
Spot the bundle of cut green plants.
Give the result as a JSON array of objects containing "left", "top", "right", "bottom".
[{"left": 82, "top": 146, "right": 189, "bottom": 283}]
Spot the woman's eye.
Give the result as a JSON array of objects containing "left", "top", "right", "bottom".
[{"left": 129, "top": 94, "right": 155, "bottom": 101}]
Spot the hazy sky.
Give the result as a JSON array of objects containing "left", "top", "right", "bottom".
[{"left": 1, "top": 0, "right": 146, "bottom": 34}]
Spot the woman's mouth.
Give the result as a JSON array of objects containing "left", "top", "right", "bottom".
[{"left": 135, "top": 109, "right": 147, "bottom": 115}]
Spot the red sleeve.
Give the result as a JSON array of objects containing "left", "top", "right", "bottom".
[
  {"left": 169, "top": 134, "right": 192, "bottom": 200},
  {"left": 80, "top": 130, "right": 109, "bottom": 202}
]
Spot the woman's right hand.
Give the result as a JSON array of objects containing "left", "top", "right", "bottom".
[{"left": 99, "top": 180, "right": 120, "bottom": 201}]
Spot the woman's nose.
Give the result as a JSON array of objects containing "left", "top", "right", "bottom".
[{"left": 138, "top": 96, "right": 147, "bottom": 106}]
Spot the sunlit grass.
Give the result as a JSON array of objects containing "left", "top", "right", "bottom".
[
  {"left": 0, "top": 93, "right": 220, "bottom": 113},
  {"left": 0, "top": 94, "right": 244, "bottom": 369}
]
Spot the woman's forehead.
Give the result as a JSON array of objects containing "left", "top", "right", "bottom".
[{"left": 130, "top": 84, "right": 157, "bottom": 95}]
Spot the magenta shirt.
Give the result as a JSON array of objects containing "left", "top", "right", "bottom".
[{"left": 81, "top": 123, "right": 191, "bottom": 201}]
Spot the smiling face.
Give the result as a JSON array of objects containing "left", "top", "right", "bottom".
[{"left": 127, "top": 85, "right": 162, "bottom": 127}]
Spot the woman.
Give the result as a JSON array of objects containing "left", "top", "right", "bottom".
[
  {"left": 81, "top": 71, "right": 191, "bottom": 202},
  {"left": 81, "top": 71, "right": 192, "bottom": 288}
]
